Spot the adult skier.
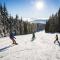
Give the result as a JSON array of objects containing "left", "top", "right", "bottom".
[{"left": 9, "top": 32, "right": 18, "bottom": 45}]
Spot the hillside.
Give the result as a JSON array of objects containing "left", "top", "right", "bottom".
[
  {"left": 30, "top": 19, "right": 48, "bottom": 24},
  {"left": 30, "top": 19, "right": 48, "bottom": 31}
]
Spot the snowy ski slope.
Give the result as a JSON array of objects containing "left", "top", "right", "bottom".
[{"left": 0, "top": 31, "right": 60, "bottom": 60}]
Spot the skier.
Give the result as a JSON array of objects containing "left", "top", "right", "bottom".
[
  {"left": 9, "top": 32, "right": 18, "bottom": 45},
  {"left": 54, "top": 34, "right": 60, "bottom": 44},
  {"left": 32, "top": 32, "right": 35, "bottom": 38},
  {"left": 31, "top": 32, "right": 35, "bottom": 41}
]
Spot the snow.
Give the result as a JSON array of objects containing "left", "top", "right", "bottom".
[{"left": 0, "top": 30, "right": 60, "bottom": 60}]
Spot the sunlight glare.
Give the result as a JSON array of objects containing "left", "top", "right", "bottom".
[{"left": 35, "top": 1, "right": 44, "bottom": 10}]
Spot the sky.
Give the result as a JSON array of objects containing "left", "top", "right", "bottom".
[{"left": 0, "top": 0, "right": 60, "bottom": 20}]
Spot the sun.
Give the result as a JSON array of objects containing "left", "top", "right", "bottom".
[{"left": 35, "top": 1, "right": 44, "bottom": 10}]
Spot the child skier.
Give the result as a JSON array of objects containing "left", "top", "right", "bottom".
[{"left": 54, "top": 34, "right": 60, "bottom": 44}]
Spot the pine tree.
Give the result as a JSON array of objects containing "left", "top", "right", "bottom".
[
  {"left": 2, "top": 3, "right": 8, "bottom": 36},
  {"left": 0, "top": 3, "right": 3, "bottom": 35},
  {"left": 45, "top": 8, "right": 60, "bottom": 33},
  {"left": 58, "top": 8, "right": 60, "bottom": 32},
  {"left": 45, "top": 21, "right": 49, "bottom": 32},
  {"left": 20, "top": 17, "right": 24, "bottom": 34}
]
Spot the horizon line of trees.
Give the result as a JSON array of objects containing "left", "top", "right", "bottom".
[
  {"left": 45, "top": 8, "right": 60, "bottom": 33},
  {"left": 0, "top": 3, "right": 38, "bottom": 37}
]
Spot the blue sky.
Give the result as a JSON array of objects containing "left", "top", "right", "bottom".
[{"left": 0, "top": 0, "right": 60, "bottom": 20}]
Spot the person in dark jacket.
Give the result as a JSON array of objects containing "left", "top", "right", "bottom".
[
  {"left": 31, "top": 32, "right": 35, "bottom": 41},
  {"left": 54, "top": 34, "right": 59, "bottom": 44},
  {"left": 10, "top": 32, "right": 18, "bottom": 45},
  {"left": 32, "top": 32, "right": 35, "bottom": 39}
]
